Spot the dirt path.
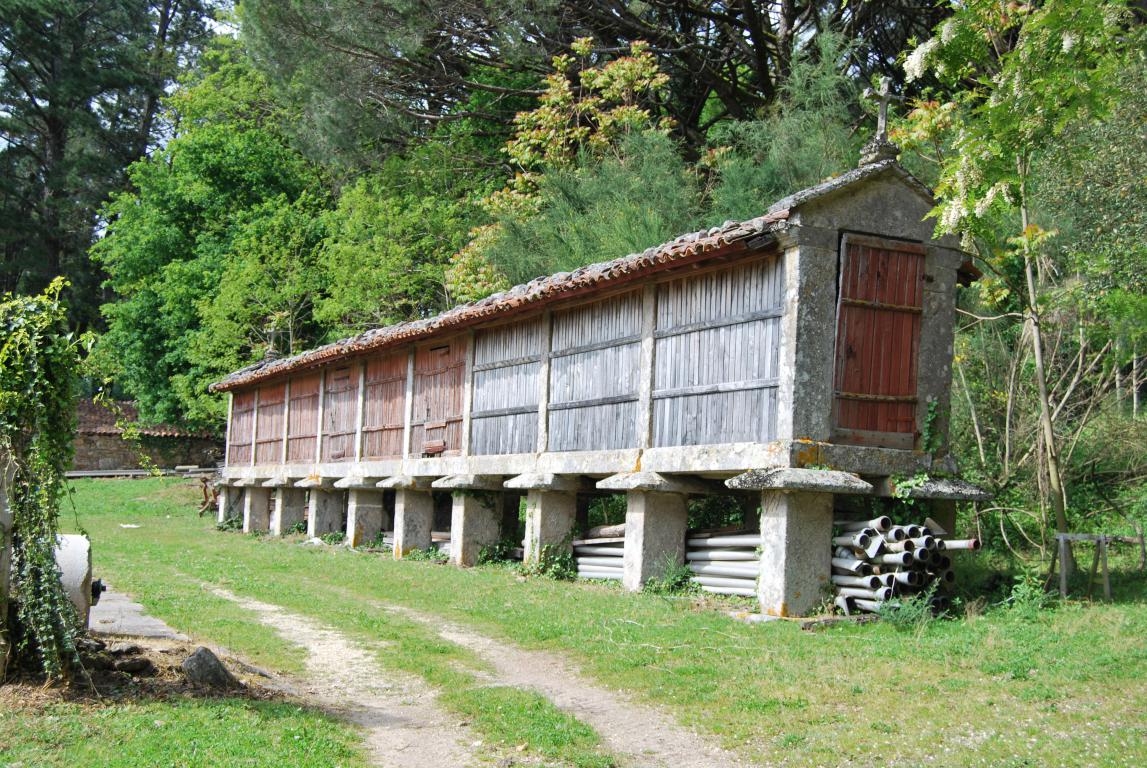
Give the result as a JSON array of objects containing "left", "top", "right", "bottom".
[
  {"left": 210, "top": 588, "right": 476, "bottom": 768},
  {"left": 390, "top": 605, "right": 749, "bottom": 768},
  {"left": 213, "top": 586, "right": 749, "bottom": 768}
]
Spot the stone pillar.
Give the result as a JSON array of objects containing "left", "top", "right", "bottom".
[
  {"left": 451, "top": 492, "right": 504, "bottom": 567},
  {"left": 270, "top": 487, "right": 307, "bottom": 536},
  {"left": 392, "top": 488, "right": 434, "bottom": 557},
  {"left": 346, "top": 489, "right": 387, "bottom": 547},
  {"left": 523, "top": 490, "right": 576, "bottom": 565},
  {"left": 622, "top": 490, "right": 688, "bottom": 591},
  {"left": 216, "top": 485, "right": 242, "bottom": 525},
  {"left": 758, "top": 490, "right": 832, "bottom": 617},
  {"left": 241, "top": 486, "right": 272, "bottom": 533},
  {"left": 306, "top": 489, "right": 346, "bottom": 539}
]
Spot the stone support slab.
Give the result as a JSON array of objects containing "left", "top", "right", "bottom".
[
  {"left": 523, "top": 490, "right": 576, "bottom": 565},
  {"left": 306, "top": 489, "right": 346, "bottom": 539},
  {"left": 450, "top": 492, "right": 503, "bottom": 567},
  {"left": 346, "top": 488, "right": 387, "bottom": 547},
  {"left": 270, "top": 488, "right": 307, "bottom": 536},
  {"left": 758, "top": 490, "right": 833, "bottom": 617},
  {"left": 241, "top": 486, "right": 272, "bottom": 533},
  {"left": 392, "top": 488, "right": 434, "bottom": 557},
  {"left": 622, "top": 491, "right": 688, "bottom": 591}
]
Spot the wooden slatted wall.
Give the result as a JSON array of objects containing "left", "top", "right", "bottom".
[
  {"left": 227, "top": 390, "right": 256, "bottom": 465},
  {"left": 410, "top": 339, "right": 467, "bottom": 456},
  {"left": 549, "top": 291, "right": 642, "bottom": 451},
  {"left": 832, "top": 235, "right": 925, "bottom": 448},
  {"left": 286, "top": 373, "right": 320, "bottom": 462},
  {"left": 321, "top": 366, "right": 360, "bottom": 462},
  {"left": 652, "top": 258, "right": 783, "bottom": 446},
  {"left": 361, "top": 352, "right": 407, "bottom": 459},
  {"left": 471, "top": 317, "right": 545, "bottom": 455},
  {"left": 253, "top": 383, "right": 286, "bottom": 464}
]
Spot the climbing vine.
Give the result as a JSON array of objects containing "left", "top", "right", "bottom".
[{"left": 0, "top": 280, "right": 84, "bottom": 679}]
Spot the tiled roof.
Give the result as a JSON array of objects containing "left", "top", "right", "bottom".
[
  {"left": 211, "top": 160, "right": 931, "bottom": 393},
  {"left": 76, "top": 399, "right": 214, "bottom": 439}
]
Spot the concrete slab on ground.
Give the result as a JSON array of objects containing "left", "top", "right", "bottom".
[{"left": 88, "top": 584, "right": 189, "bottom": 640}]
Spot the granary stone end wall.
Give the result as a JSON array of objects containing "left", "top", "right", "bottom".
[{"left": 211, "top": 161, "right": 982, "bottom": 617}]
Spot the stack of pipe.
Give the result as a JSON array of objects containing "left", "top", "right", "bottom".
[
  {"left": 831, "top": 515, "right": 980, "bottom": 615},
  {"left": 685, "top": 530, "right": 761, "bottom": 597},
  {"left": 573, "top": 536, "right": 624, "bottom": 580}
]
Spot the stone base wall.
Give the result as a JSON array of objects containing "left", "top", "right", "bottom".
[{"left": 72, "top": 434, "right": 222, "bottom": 471}]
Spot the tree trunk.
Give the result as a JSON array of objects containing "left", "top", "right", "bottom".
[{"left": 1019, "top": 195, "right": 1074, "bottom": 576}]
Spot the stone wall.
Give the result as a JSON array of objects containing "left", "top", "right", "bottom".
[{"left": 72, "top": 434, "right": 222, "bottom": 471}]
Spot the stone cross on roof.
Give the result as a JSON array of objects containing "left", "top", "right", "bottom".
[{"left": 860, "top": 77, "right": 901, "bottom": 166}]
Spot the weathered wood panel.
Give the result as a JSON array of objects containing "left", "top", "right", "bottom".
[
  {"left": 286, "top": 373, "right": 320, "bottom": 463},
  {"left": 321, "top": 365, "right": 359, "bottom": 462},
  {"left": 411, "top": 339, "right": 467, "bottom": 456},
  {"left": 470, "top": 319, "right": 544, "bottom": 455},
  {"left": 254, "top": 383, "right": 286, "bottom": 465},
  {"left": 362, "top": 353, "right": 407, "bottom": 459},
  {"left": 228, "top": 390, "right": 256, "bottom": 465},
  {"left": 652, "top": 258, "right": 783, "bottom": 446},
  {"left": 474, "top": 316, "right": 545, "bottom": 367},
  {"left": 549, "top": 292, "right": 642, "bottom": 452},
  {"left": 833, "top": 236, "right": 925, "bottom": 448},
  {"left": 551, "top": 290, "right": 641, "bottom": 351}
]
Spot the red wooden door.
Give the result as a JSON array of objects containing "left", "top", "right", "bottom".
[
  {"left": 832, "top": 236, "right": 925, "bottom": 448},
  {"left": 411, "top": 340, "right": 467, "bottom": 456}
]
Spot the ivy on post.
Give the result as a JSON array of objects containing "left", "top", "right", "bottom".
[{"left": 0, "top": 279, "right": 84, "bottom": 680}]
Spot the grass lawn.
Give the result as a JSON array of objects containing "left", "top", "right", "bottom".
[{"left": 12, "top": 476, "right": 1145, "bottom": 767}]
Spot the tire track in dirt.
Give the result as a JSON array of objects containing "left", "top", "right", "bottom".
[
  {"left": 385, "top": 604, "right": 750, "bottom": 768},
  {"left": 211, "top": 587, "right": 476, "bottom": 768}
]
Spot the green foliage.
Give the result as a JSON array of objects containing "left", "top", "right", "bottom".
[
  {"left": 404, "top": 545, "right": 449, "bottom": 564},
  {"left": 478, "top": 538, "right": 520, "bottom": 566},
  {"left": 878, "top": 582, "right": 942, "bottom": 632},
  {"left": 286, "top": 520, "right": 307, "bottom": 536},
  {"left": 518, "top": 544, "right": 576, "bottom": 581},
  {"left": 215, "top": 516, "right": 242, "bottom": 532},
  {"left": 687, "top": 494, "right": 749, "bottom": 531},
  {"left": 0, "top": 280, "right": 83, "bottom": 679},
  {"left": 487, "top": 131, "right": 701, "bottom": 286},
  {"left": 641, "top": 557, "right": 699, "bottom": 597},
  {"left": 706, "top": 33, "right": 862, "bottom": 223},
  {"left": 315, "top": 173, "right": 470, "bottom": 334},
  {"left": 585, "top": 495, "right": 626, "bottom": 531},
  {"left": 1002, "top": 568, "right": 1055, "bottom": 618},
  {"left": 319, "top": 531, "right": 345, "bottom": 546}
]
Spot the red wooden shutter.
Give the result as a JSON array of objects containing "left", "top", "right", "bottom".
[{"left": 832, "top": 236, "right": 925, "bottom": 449}]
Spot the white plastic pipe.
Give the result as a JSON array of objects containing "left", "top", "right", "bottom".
[
  {"left": 831, "top": 574, "right": 882, "bottom": 589},
  {"left": 836, "top": 516, "right": 892, "bottom": 533}
]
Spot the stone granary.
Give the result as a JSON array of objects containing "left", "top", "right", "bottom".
[{"left": 210, "top": 159, "right": 983, "bottom": 617}]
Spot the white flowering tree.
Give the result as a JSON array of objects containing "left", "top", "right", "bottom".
[{"left": 900, "top": 0, "right": 1131, "bottom": 563}]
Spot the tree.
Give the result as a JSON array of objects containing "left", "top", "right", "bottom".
[
  {"left": 238, "top": 1, "right": 951, "bottom": 162},
  {"left": 0, "top": 0, "right": 216, "bottom": 329},
  {"left": 316, "top": 174, "right": 473, "bottom": 335},
  {"left": 902, "top": 0, "right": 1135, "bottom": 563},
  {"left": 94, "top": 34, "right": 328, "bottom": 429},
  {"left": 445, "top": 37, "right": 690, "bottom": 298},
  {"left": 706, "top": 31, "right": 862, "bottom": 223}
]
